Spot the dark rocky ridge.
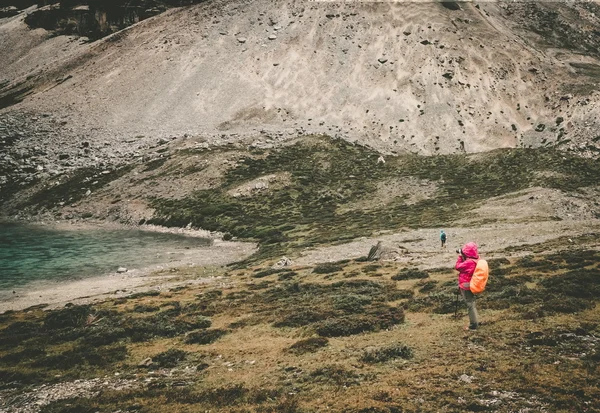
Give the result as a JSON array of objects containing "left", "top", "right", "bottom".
[{"left": 6, "top": 0, "right": 206, "bottom": 39}]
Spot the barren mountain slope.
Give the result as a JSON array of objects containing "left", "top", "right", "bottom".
[{"left": 1, "top": 0, "right": 600, "bottom": 159}]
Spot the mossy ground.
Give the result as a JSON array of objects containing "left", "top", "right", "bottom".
[{"left": 1, "top": 247, "right": 598, "bottom": 412}]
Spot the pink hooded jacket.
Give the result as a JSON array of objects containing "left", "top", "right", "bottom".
[{"left": 455, "top": 242, "right": 479, "bottom": 290}]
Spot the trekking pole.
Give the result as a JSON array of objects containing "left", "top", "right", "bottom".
[{"left": 454, "top": 287, "right": 460, "bottom": 318}]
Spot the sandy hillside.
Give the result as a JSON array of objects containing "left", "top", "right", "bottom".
[{"left": 1, "top": 0, "right": 600, "bottom": 159}]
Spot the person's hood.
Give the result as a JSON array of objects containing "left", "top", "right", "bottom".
[{"left": 462, "top": 242, "right": 479, "bottom": 259}]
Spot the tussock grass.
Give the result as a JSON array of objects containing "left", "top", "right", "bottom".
[
  {"left": 360, "top": 344, "right": 413, "bottom": 364},
  {"left": 1, "top": 252, "right": 600, "bottom": 411}
]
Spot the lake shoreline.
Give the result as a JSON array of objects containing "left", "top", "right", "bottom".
[
  {"left": 0, "top": 220, "right": 257, "bottom": 313},
  {"left": 0, "top": 216, "right": 222, "bottom": 239}
]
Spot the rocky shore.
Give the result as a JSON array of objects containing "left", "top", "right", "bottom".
[{"left": 0, "top": 220, "right": 257, "bottom": 313}]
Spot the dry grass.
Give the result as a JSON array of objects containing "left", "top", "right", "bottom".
[{"left": 1, "top": 248, "right": 599, "bottom": 412}]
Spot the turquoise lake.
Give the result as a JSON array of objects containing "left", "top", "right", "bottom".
[{"left": 0, "top": 223, "right": 212, "bottom": 297}]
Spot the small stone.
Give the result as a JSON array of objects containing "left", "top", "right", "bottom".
[
  {"left": 268, "top": 34, "right": 277, "bottom": 40},
  {"left": 273, "top": 256, "right": 292, "bottom": 268},
  {"left": 117, "top": 267, "right": 128, "bottom": 273},
  {"left": 237, "top": 37, "right": 247, "bottom": 43},
  {"left": 139, "top": 358, "right": 153, "bottom": 367},
  {"left": 459, "top": 374, "right": 474, "bottom": 383},
  {"left": 378, "top": 57, "right": 388, "bottom": 64}
]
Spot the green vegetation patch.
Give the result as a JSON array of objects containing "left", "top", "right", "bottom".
[
  {"left": 185, "top": 328, "right": 229, "bottom": 345},
  {"left": 307, "top": 365, "right": 362, "bottom": 387},
  {"left": 152, "top": 348, "right": 188, "bottom": 368},
  {"left": 147, "top": 137, "right": 600, "bottom": 262},
  {"left": 404, "top": 250, "right": 600, "bottom": 318},
  {"left": 39, "top": 384, "right": 286, "bottom": 412},
  {"left": 288, "top": 337, "right": 329, "bottom": 355},
  {"left": 25, "top": 165, "right": 134, "bottom": 208},
  {"left": 252, "top": 279, "right": 405, "bottom": 336},
  {"left": 392, "top": 267, "right": 429, "bottom": 281},
  {"left": 360, "top": 344, "right": 413, "bottom": 363}
]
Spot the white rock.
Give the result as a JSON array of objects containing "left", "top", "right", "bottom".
[{"left": 459, "top": 374, "right": 474, "bottom": 383}]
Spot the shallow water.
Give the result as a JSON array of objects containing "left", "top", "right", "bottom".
[{"left": 0, "top": 223, "right": 212, "bottom": 296}]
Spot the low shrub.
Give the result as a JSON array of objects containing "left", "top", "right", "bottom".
[
  {"left": 274, "top": 308, "right": 331, "bottom": 328},
  {"left": 191, "top": 316, "right": 212, "bottom": 329},
  {"left": 288, "top": 337, "right": 329, "bottom": 354},
  {"left": 487, "top": 257, "right": 510, "bottom": 270},
  {"left": 128, "top": 290, "right": 161, "bottom": 299},
  {"left": 417, "top": 280, "right": 438, "bottom": 293},
  {"left": 82, "top": 326, "right": 127, "bottom": 346},
  {"left": 315, "top": 307, "right": 404, "bottom": 338},
  {"left": 540, "top": 269, "right": 600, "bottom": 299},
  {"left": 308, "top": 365, "right": 360, "bottom": 387},
  {"left": 253, "top": 268, "right": 283, "bottom": 278},
  {"left": 185, "top": 329, "right": 228, "bottom": 345},
  {"left": 392, "top": 268, "right": 428, "bottom": 281},
  {"left": 153, "top": 348, "right": 188, "bottom": 368},
  {"left": 332, "top": 294, "right": 373, "bottom": 313},
  {"left": 360, "top": 344, "right": 413, "bottom": 363},
  {"left": 248, "top": 281, "right": 272, "bottom": 290},
  {"left": 278, "top": 271, "right": 298, "bottom": 281},
  {"left": 313, "top": 263, "right": 344, "bottom": 274},
  {"left": 0, "top": 321, "right": 41, "bottom": 347},
  {"left": 405, "top": 293, "right": 456, "bottom": 314},
  {"left": 0, "top": 347, "right": 46, "bottom": 366},
  {"left": 316, "top": 316, "right": 374, "bottom": 337},
  {"left": 386, "top": 289, "right": 414, "bottom": 300},
  {"left": 35, "top": 344, "right": 127, "bottom": 369},
  {"left": 362, "top": 264, "right": 381, "bottom": 274},
  {"left": 541, "top": 297, "right": 595, "bottom": 314},
  {"left": 44, "top": 305, "right": 91, "bottom": 330},
  {"left": 133, "top": 304, "right": 160, "bottom": 313},
  {"left": 126, "top": 313, "right": 199, "bottom": 342}
]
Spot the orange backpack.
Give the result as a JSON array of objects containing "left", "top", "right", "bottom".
[{"left": 470, "top": 259, "right": 489, "bottom": 294}]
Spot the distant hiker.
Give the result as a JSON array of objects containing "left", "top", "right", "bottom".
[
  {"left": 455, "top": 242, "right": 479, "bottom": 330},
  {"left": 440, "top": 230, "right": 447, "bottom": 248}
]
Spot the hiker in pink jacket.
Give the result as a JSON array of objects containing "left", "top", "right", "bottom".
[{"left": 455, "top": 242, "right": 480, "bottom": 330}]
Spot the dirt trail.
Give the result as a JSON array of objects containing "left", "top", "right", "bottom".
[{"left": 294, "top": 219, "right": 600, "bottom": 269}]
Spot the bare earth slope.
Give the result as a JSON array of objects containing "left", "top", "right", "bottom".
[{"left": 1, "top": 0, "right": 600, "bottom": 159}]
